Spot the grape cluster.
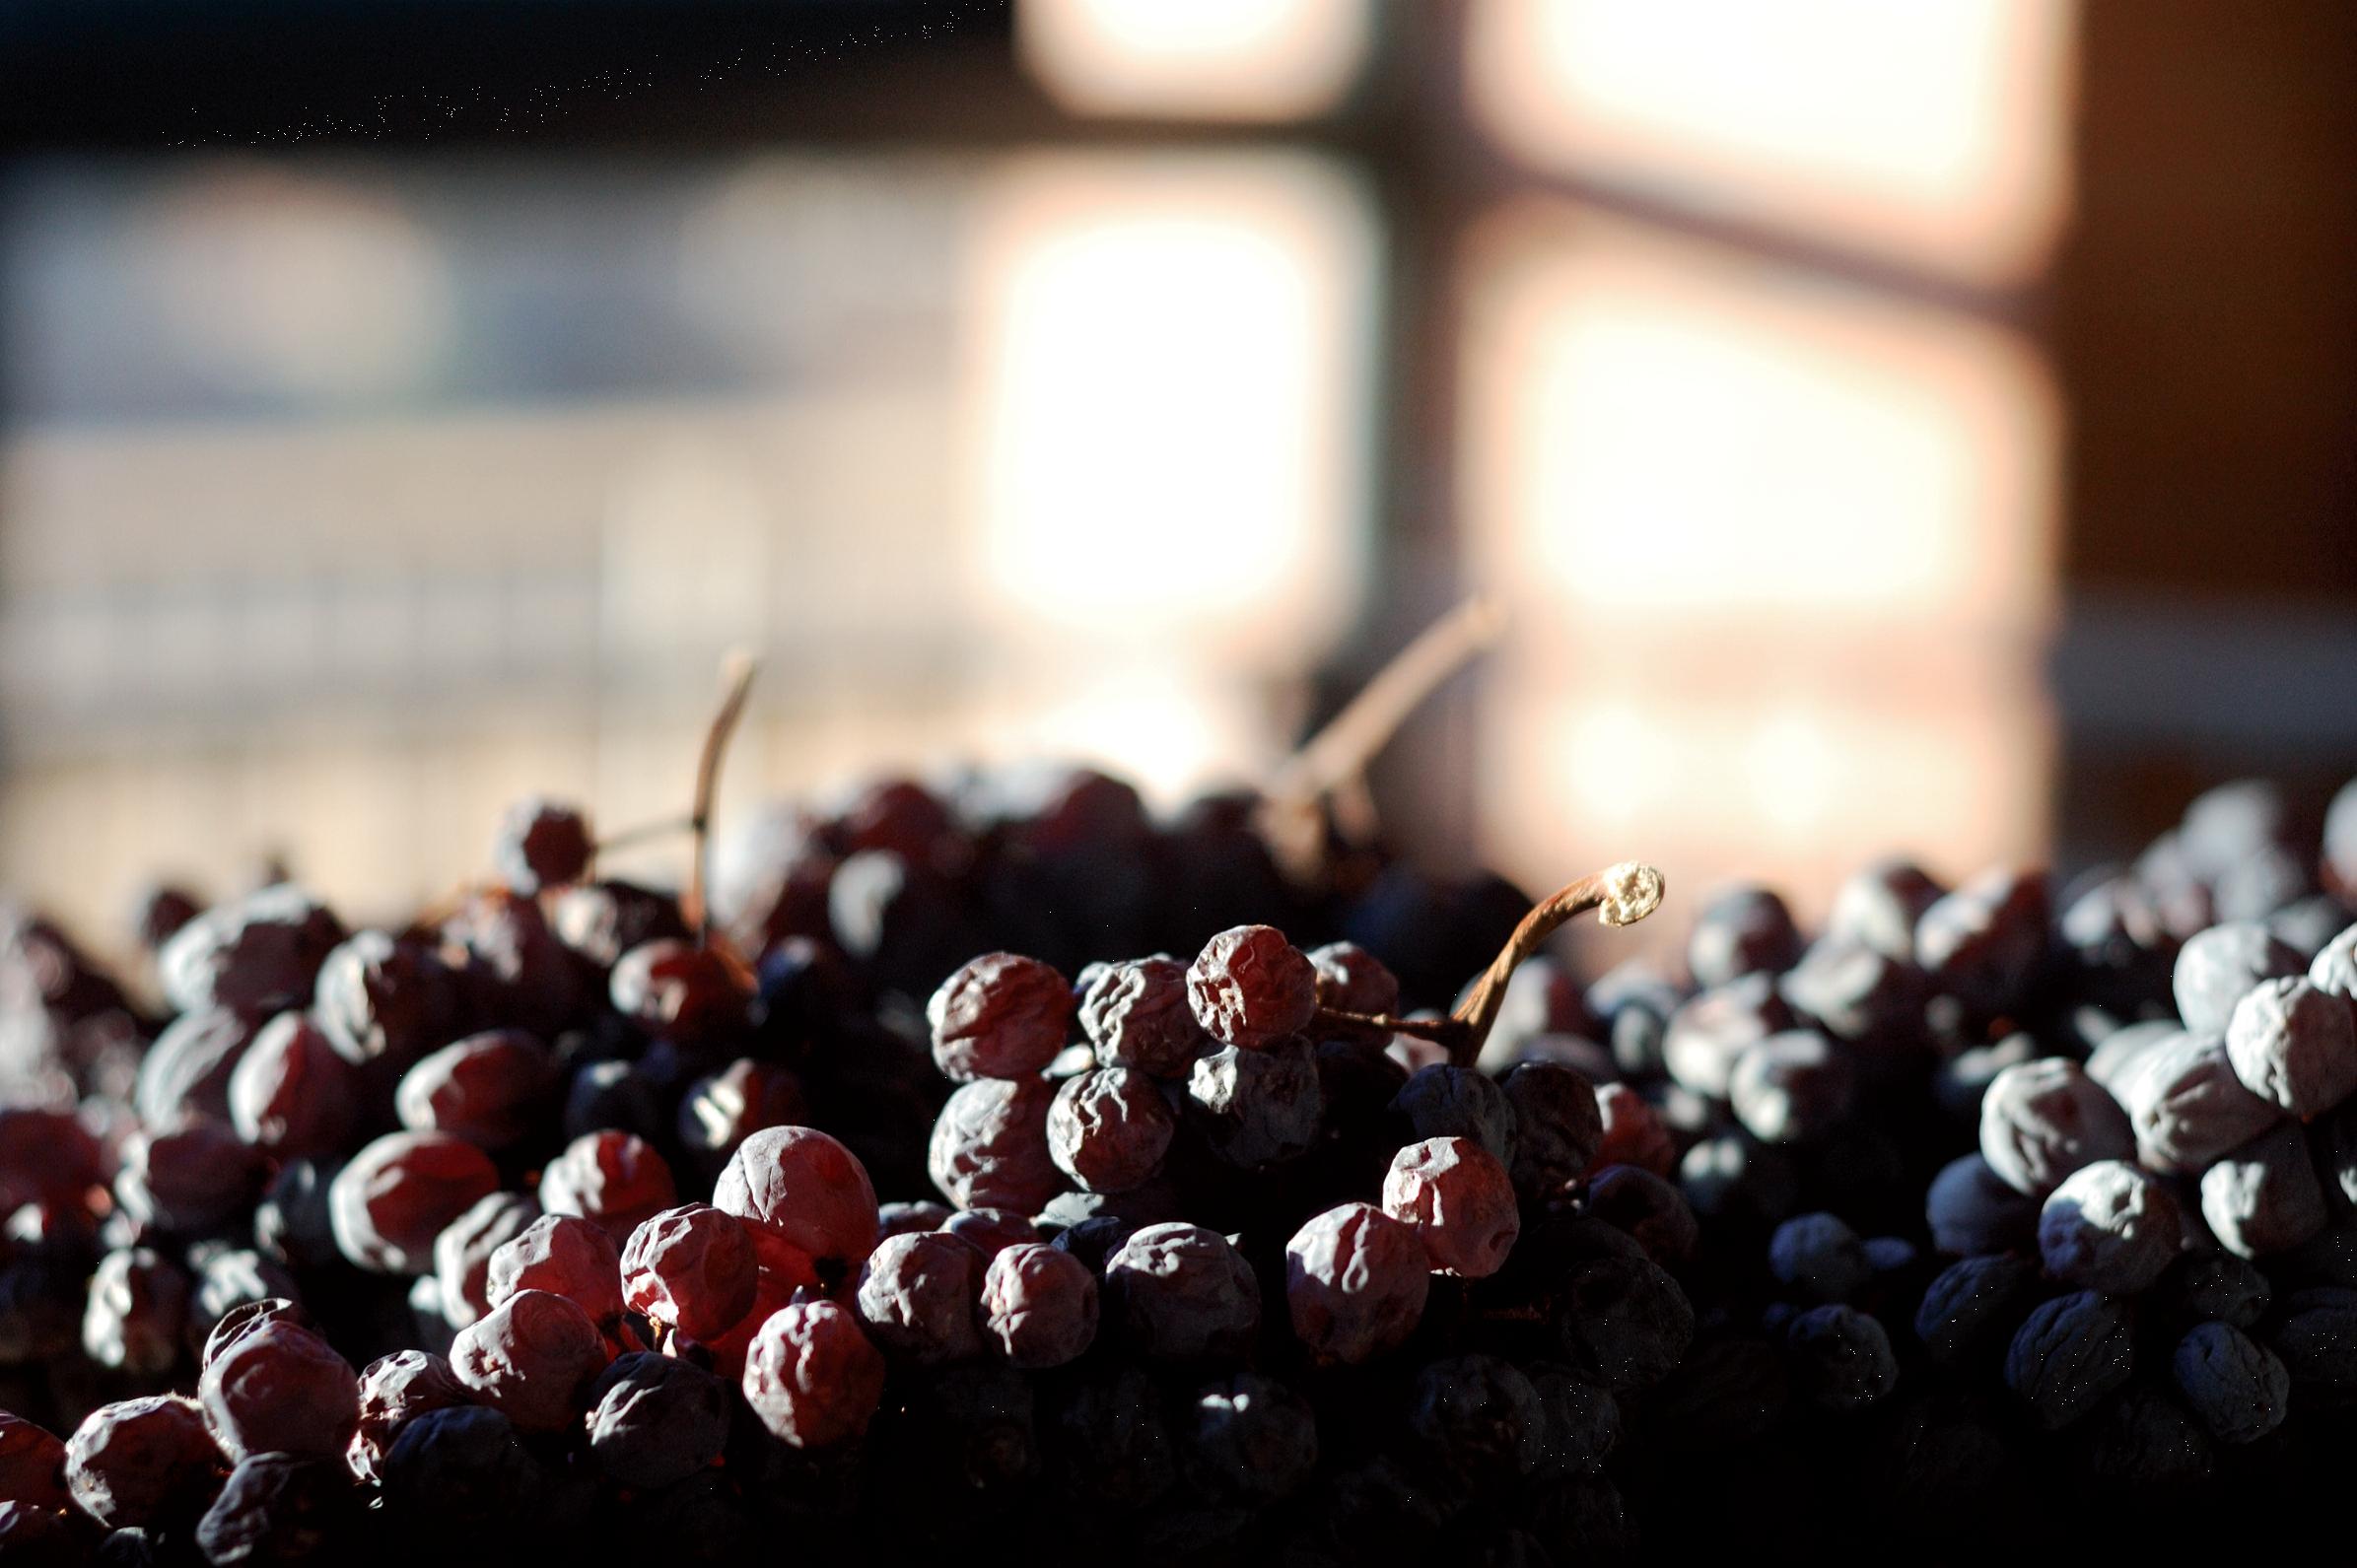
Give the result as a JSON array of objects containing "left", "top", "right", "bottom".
[{"left": 7, "top": 760, "right": 2357, "bottom": 1564}]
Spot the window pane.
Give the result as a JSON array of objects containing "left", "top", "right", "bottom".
[
  {"left": 1466, "top": 0, "right": 2076, "bottom": 285},
  {"left": 1459, "top": 204, "right": 2059, "bottom": 927},
  {"left": 1019, "top": 0, "right": 1371, "bottom": 121}
]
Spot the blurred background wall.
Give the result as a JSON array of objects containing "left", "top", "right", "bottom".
[{"left": 1, "top": 0, "right": 2352, "bottom": 950}]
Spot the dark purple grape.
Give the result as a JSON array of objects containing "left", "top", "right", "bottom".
[
  {"left": 1076, "top": 957, "right": 1211, "bottom": 1078},
  {"left": 852, "top": 1231, "right": 983, "bottom": 1366},
  {"left": 2223, "top": 976, "right": 2357, "bottom": 1116},
  {"left": 1389, "top": 1062, "right": 1515, "bottom": 1165},
  {"left": 312, "top": 930, "right": 457, "bottom": 1072},
  {"left": 740, "top": 1299, "right": 885, "bottom": 1449},
  {"left": 493, "top": 797, "right": 592, "bottom": 895},
  {"left": 328, "top": 1131, "right": 501, "bottom": 1275},
  {"left": 1306, "top": 941, "right": 1400, "bottom": 1048},
  {"left": 1104, "top": 1223, "right": 1259, "bottom": 1361},
  {"left": 1827, "top": 856, "right": 1945, "bottom": 961},
  {"left": 1186, "top": 925, "right": 1317, "bottom": 1052},
  {"left": 1047, "top": 1065, "right": 1175, "bottom": 1193},
  {"left": 485, "top": 1213, "right": 623, "bottom": 1326},
  {"left": 1914, "top": 868, "right": 2049, "bottom": 1019},
  {"left": 349, "top": 1350, "right": 470, "bottom": 1484},
  {"left": 1728, "top": 1030, "right": 1856, "bottom": 1144},
  {"left": 1784, "top": 1304, "right": 1900, "bottom": 1411},
  {"left": 1383, "top": 1136, "right": 1518, "bottom": 1279},
  {"left": 1187, "top": 1039, "right": 1323, "bottom": 1168},
  {"left": 394, "top": 1029, "right": 556, "bottom": 1150},
  {"left": 608, "top": 940, "right": 751, "bottom": 1053},
  {"left": 450, "top": 1289, "right": 610, "bottom": 1433},
  {"left": 622, "top": 1203, "right": 758, "bottom": 1343},
  {"left": 1768, "top": 1213, "right": 1868, "bottom": 1304},
  {"left": 1284, "top": 1201, "right": 1427, "bottom": 1365},
  {"left": 2004, "top": 1290, "right": 2133, "bottom": 1431},
  {"left": 2199, "top": 1122, "right": 2327, "bottom": 1258},
  {"left": 927, "top": 953, "right": 1074, "bottom": 1082},
  {"left": 539, "top": 1128, "right": 677, "bottom": 1244},
  {"left": 159, "top": 886, "right": 345, "bottom": 1018},
  {"left": 432, "top": 1193, "right": 541, "bottom": 1330},
  {"left": 194, "top": 1451, "right": 355, "bottom": 1565},
  {"left": 1977, "top": 1057, "right": 2134, "bottom": 1198},
  {"left": 66, "top": 1396, "right": 224, "bottom": 1531},
  {"left": 2117, "top": 1031, "right": 2280, "bottom": 1174},
  {"left": 1925, "top": 1153, "right": 2037, "bottom": 1255},
  {"left": 582, "top": 1351, "right": 729, "bottom": 1489},
  {"left": 199, "top": 1320, "right": 360, "bottom": 1462},
  {"left": 1687, "top": 885, "right": 1804, "bottom": 989},
  {"left": 1662, "top": 976, "right": 1794, "bottom": 1099},
  {"left": 2172, "top": 1323, "right": 2289, "bottom": 1444},
  {"left": 82, "top": 1247, "right": 188, "bottom": 1376},
  {"left": 2037, "top": 1160, "right": 2183, "bottom": 1294},
  {"left": 1501, "top": 1060, "right": 1603, "bottom": 1198},
  {"left": 928, "top": 1077, "right": 1062, "bottom": 1214},
  {"left": 2173, "top": 921, "right": 2304, "bottom": 1037},
  {"left": 1183, "top": 1371, "right": 1317, "bottom": 1503},
  {"left": 713, "top": 1125, "right": 878, "bottom": 1265},
  {"left": 227, "top": 1013, "right": 357, "bottom": 1162},
  {"left": 978, "top": 1242, "right": 1098, "bottom": 1369}
]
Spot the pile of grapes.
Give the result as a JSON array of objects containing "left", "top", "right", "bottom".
[{"left": 3, "top": 743, "right": 2356, "bottom": 1565}]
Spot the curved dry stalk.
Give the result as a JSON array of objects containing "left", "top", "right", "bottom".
[
  {"left": 1260, "top": 594, "right": 1506, "bottom": 880},
  {"left": 683, "top": 650, "right": 760, "bottom": 943},
  {"left": 1312, "top": 860, "right": 1666, "bottom": 1067}
]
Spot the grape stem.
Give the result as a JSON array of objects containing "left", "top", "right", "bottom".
[
  {"left": 683, "top": 651, "right": 760, "bottom": 944},
  {"left": 1259, "top": 594, "right": 1505, "bottom": 880},
  {"left": 1312, "top": 860, "right": 1666, "bottom": 1066}
]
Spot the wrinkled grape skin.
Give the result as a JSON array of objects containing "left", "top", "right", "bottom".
[
  {"left": 1501, "top": 1060, "right": 1604, "bottom": 1198},
  {"left": 159, "top": 885, "right": 346, "bottom": 1018},
  {"left": 1077, "top": 957, "right": 1212, "bottom": 1078},
  {"left": 1383, "top": 1136, "right": 1521, "bottom": 1279},
  {"left": 312, "top": 928, "right": 456, "bottom": 1070},
  {"left": 1728, "top": 1031, "right": 1856, "bottom": 1145},
  {"left": 1047, "top": 1066, "right": 1175, "bottom": 1193},
  {"left": 227, "top": 1013, "right": 357, "bottom": 1161},
  {"left": 2037, "top": 1160, "right": 2184, "bottom": 1295},
  {"left": 2199, "top": 1123, "right": 2328, "bottom": 1259},
  {"left": 2172, "top": 1323, "right": 2289, "bottom": 1445},
  {"left": 66, "top": 1396, "right": 226, "bottom": 1530},
  {"left": 1555, "top": 1257, "right": 1695, "bottom": 1395},
  {"left": 1592, "top": 1082, "right": 1677, "bottom": 1178},
  {"left": 1914, "top": 868, "right": 2049, "bottom": 1019},
  {"left": 433, "top": 1193, "right": 541, "bottom": 1330},
  {"left": 2223, "top": 976, "right": 2357, "bottom": 1118},
  {"left": 622, "top": 1203, "right": 760, "bottom": 1343},
  {"left": 2118, "top": 1032, "right": 2281, "bottom": 1175},
  {"left": 1185, "top": 1372, "right": 1319, "bottom": 1503},
  {"left": 1284, "top": 1202, "right": 1428, "bottom": 1365},
  {"left": 348, "top": 1350, "right": 470, "bottom": 1484},
  {"left": 929, "top": 1077, "right": 1062, "bottom": 1215},
  {"left": 450, "top": 1288, "right": 610, "bottom": 1433},
  {"left": 1785, "top": 1304, "right": 1900, "bottom": 1411},
  {"left": 1977, "top": 1057, "right": 2135, "bottom": 1198},
  {"left": 328, "top": 1132, "right": 501, "bottom": 1276},
  {"left": 2173, "top": 921, "right": 2304, "bottom": 1037},
  {"left": 395, "top": 1030, "right": 556, "bottom": 1150},
  {"left": 979, "top": 1242, "right": 1099, "bottom": 1369},
  {"left": 1585, "top": 1164, "right": 1698, "bottom": 1269},
  {"left": 0, "top": 1413, "right": 70, "bottom": 1515},
  {"left": 741, "top": 1299, "right": 887, "bottom": 1449},
  {"left": 1768, "top": 1213, "right": 1869, "bottom": 1305},
  {"left": 200, "top": 1321, "right": 361, "bottom": 1462},
  {"left": 2004, "top": 1291, "right": 2133, "bottom": 1431},
  {"left": 1926, "top": 1153, "right": 2039, "bottom": 1256},
  {"left": 853, "top": 1231, "right": 985, "bottom": 1365},
  {"left": 485, "top": 1213, "right": 624, "bottom": 1325},
  {"left": 582, "top": 1351, "right": 731, "bottom": 1490},
  {"left": 1187, "top": 1039, "right": 1324, "bottom": 1168},
  {"left": 1913, "top": 1253, "right": 2040, "bottom": 1367},
  {"left": 539, "top": 1128, "right": 678, "bottom": 1244},
  {"left": 195, "top": 1452, "right": 354, "bottom": 1566},
  {"left": 1407, "top": 1353, "right": 1547, "bottom": 1492},
  {"left": 1105, "top": 1223, "right": 1261, "bottom": 1361},
  {"left": 1390, "top": 1063, "right": 1516, "bottom": 1166},
  {"left": 1187, "top": 926, "right": 1318, "bottom": 1051},
  {"left": 928, "top": 953, "right": 1075, "bottom": 1082},
  {"left": 1307, "top": 941, "right": 1402, "bottom": 1049}
]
